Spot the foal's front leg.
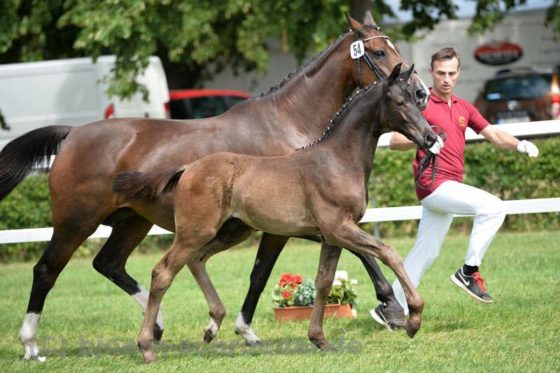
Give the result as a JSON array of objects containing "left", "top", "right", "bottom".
[
  {"left": 324, "top": 221, "right": 424, "bottom": 338},
  {"left": 308, "top": 242, "right": 342, "bottom": 351}
]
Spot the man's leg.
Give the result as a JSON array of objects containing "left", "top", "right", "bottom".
[
  {"left": 391, "top": 193, "right": 454, "bottom": 314},
  {"left": 374, "top": 180, "right": 505, "bottom": 322},
  {"left": 445, "top": 183, "right": 505, "bottom": 302}
]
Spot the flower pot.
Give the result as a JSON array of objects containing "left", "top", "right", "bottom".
[{"left": 274, "top": 303, "right": 353, "bottom": 321}]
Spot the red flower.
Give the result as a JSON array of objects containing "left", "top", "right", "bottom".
[
  {"left": 294, "top": 275, "right": 303, "bottom": 285},
  {"left": 282, "top": 290, "right": 292, "bottom": 300}
]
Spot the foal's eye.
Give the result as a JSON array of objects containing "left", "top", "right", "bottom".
[
  {"left": 373, "top": 50, "right": 386, "bottom": 58},
  {"left": 396, "top": 101, "right": 405, "bottom": 107}
]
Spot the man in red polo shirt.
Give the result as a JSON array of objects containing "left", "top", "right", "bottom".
[{"left": 371, "top": 47, "right": 539, "bottom": 325}]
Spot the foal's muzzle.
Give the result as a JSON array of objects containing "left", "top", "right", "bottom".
[{"left": 424, "top": 131, "right": 437, "bottom": 148}]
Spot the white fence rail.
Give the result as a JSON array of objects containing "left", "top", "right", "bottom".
[{"left": 1, "top": 120, "right": 559, "bottom": 245}]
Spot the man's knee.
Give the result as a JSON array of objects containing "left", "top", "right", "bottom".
[{"left": 478, "top": 197, "right": 506, "bottom": 220}]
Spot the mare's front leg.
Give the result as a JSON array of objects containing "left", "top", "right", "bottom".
[
  {"left": 236, "top": 233, "right": 289, "bottom": 345},
  {"left": 351, "top": 251, "right": 406, "bottom": 329},
  {"left": 324, "top": 221, "right": 424, "bottom": 338},
  {"left": 308, "top": 242, "right": 342, "bottom": 351}
]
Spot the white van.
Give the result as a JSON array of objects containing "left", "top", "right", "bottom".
[{"left": 0, "top": 55, "right": 169, "bottom": 149}]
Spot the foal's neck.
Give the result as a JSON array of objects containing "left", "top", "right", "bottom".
[{"left": 315, "top": 85, "right": 383, "bottom": 163}]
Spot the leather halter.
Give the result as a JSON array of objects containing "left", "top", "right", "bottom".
[{"left": 355, "top": 34, "right": 391, "bottom": 85}]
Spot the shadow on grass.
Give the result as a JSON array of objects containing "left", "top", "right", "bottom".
[{"left": 37, "top": 334, "right": 365, "bottom": 362}]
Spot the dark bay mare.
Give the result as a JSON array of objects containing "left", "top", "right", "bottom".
[
  {"left": 0, "top": 13, "right": 429, "bottom": 361},
  {"left": 114, "top": 64, "right": 435, "bottom": 363}
]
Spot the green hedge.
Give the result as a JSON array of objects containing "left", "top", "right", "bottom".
[
  {"left": 0, "top": 174, "right": 52, "bottom": 261},
  {"left": 0, "top": 137, "right": 558, "bottom": 261},
  {"left": 368, "top": 136, "right": 560, "bottom": 236}
]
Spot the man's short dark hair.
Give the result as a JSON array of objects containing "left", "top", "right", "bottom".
[{"left": 431, "top": 47, "right": 461, "bottom": 69}]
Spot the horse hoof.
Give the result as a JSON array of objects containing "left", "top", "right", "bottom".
[
  {"left": 24, "top": 354, "right": 46, "bottom": 362},
  {"left": 319, "top": 342, "right": 337, "bottom": 352},
  {"left": 405, "top": 321, "right": 420, "bottom": 338},
  {"left": 244, "top": 339, "right": 261, "bottom": 347},
  {"left": 153, "top": 325, "right": 164, "bottom": 344},
  {"left": 203, "top": 329, "right": 215, "bottom": 344},
  {"left": 142, "top": 350, "right": 156, "bottom": 364}
]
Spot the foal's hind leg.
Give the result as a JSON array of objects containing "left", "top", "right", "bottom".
[
  {"left": 19, "top": 226, "right": 94, "bottom": 361},
  {"left": 138, "top": 240, "right": 193, "bottom": 364},
  {"left": 308, "top": 242, "right": 342, "bottom": 351},
  {"left": 92, "top": 213, "right": 165, "bottom": 341},
  {"left": 236, "top": 233, "right": 288, "bottom": 345},
  {"left": 185, "top": 252, "right": 228, "bottom": 344}
]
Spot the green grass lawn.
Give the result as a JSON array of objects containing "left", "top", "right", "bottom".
[{"left": 0, "top": 230, "right": 559, "bottom": 371}]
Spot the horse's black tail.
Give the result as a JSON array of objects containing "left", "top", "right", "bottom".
[
  {"left": 0, "top": 125, "right": 72, "bottom": 200},
  {"left": 113, "top": 166, "right": 186, "bottom": 203}
]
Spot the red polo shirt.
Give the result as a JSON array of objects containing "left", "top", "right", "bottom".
[{"left": 413, "top": 90, "right": 489, "bottom": 200}]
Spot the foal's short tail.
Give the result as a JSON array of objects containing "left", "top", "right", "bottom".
[
  {"left": 113, "top": 167, "right": 186, "bottom": 203},
  {"left": 0, "top": 125, "right": 72, "bottom": 200}
]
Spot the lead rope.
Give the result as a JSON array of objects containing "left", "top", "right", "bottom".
[{"left": 415, "top": 127, "right": 446, "bottom": 190}]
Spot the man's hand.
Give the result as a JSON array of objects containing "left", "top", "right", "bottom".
[
  {"left": 428, "top": 135, "right": 445, "bottom": 155},
  {"left": 516, "top": 140, "right": 539, "bottom": 158}
]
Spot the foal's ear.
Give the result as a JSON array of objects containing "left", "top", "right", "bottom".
[
  {"left": 388, "top": 63, "right": 403, "bottom": 85},
  {"left": 363, "top": 11, "right": 378, "bottom": 27},
  {"left": 402, "top": 64, "right": 415, "bottom": 84}
]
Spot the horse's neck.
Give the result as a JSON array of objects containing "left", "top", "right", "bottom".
[
  {"left": 318, "top": 92, "right": 383, "bottom": 171},
  {"left": 256, "top": 35, "right": 355, "bottom": 143}
]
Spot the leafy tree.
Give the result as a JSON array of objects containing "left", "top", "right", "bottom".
[{"left": 0, "top": 0, "right": 558, "bottom": 99}]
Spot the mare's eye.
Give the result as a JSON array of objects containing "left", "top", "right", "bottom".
[
  {"left": 373, "top": 50, "right": 386, "bottom": 58},
  {"left": 396, "top": 101, "right": 405, "bottom": 107}
]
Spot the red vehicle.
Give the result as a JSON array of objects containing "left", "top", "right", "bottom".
[{"left": 167, "top": 89, "right": 251, "bottom": 120}]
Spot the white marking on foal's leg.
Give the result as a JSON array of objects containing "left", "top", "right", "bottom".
[
  {"left": 132, "top": 287, "right": 164, "bottom": 334},
  {"left": 235, "top": 313, "right": 261, "bottom": 345},
  {"left": 19, "top": 313, "right": 46, "bottom": 362},
  {"left": 204, "top": 318, "right": 220, "bottom": 342}
]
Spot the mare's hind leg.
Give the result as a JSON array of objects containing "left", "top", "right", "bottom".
[
  {"left": 19, "top": 226, "right": 94, "bottom": 361},
  {"left": 91, "top": 212, "right": 164, "bottom": 341},
  {"left": 308, "top": 242, "right": 342, "bottom": 351},
  {"left": 236, "top": 233, "right": 288, "bottom": 345},
  {"left": 351, "top": 251, "right": 405, "bottom": 328}
]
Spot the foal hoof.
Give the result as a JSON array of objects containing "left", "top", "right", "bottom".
[
  {"left": 153, "top": 325, "right": 164, "bottom": 345},
  {"left": 137, "top": 342, "right": 155, "bottom": 364},
  {"left": 203, "top": 328, "right": 217, "bottom": 344},
  {"left": 319, "top": 342, "right": 337, "bottom": 352},
  {"left": 203, "top": 319, "right": 219, "bottom": 343},
  {"left": 405, "top": 320, "right": 421, "bottom": 338},
  {"left": 142, "top": 350, "right": 156, "bottom": 364}
]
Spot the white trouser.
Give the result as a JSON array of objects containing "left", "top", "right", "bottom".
[{"left": 393, "top": 180, "right": 505, "bottom": 313}]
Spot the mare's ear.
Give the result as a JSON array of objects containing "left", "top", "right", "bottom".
[
  {"left": 402, "top": 64, "right": 415, "bottom": 84},
  {"left": 388, "top": 63, "right": 403, "bottom": 86},
  {"left": 363, "top": 11, "right": 378, "bottom": 27},
  {"left": 346, "top": 13, "right": 363, "bottom": 34}
]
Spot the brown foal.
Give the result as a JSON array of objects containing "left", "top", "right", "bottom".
[{"left": 114, "top": 64, "right": 437, "bottom": 363}]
